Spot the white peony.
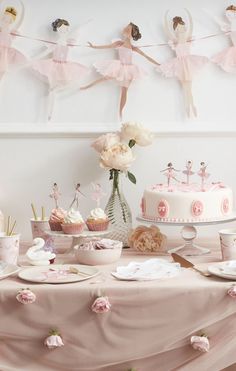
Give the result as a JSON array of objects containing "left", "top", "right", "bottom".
[
  {"left": 120, "top": 122, "right": 153, "bottom": 146},
  {"left": 91, "top": 133, "right": 121, "bottom": 153},
  {"left": 100, "top": 143, "right": 135, "bottom": 171}
]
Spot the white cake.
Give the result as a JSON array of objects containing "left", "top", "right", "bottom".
[{"left": 141, "top": 182, "right": 234, "bottom": 222}]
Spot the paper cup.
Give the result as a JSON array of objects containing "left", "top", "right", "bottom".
[
  {"left": 219, "top": 229, "right": 236, "bottom": 261},
  {"left": 30, "top": 218, "right": 49, "bottom": 240},
  {"left": 0, "top": 233, "right": 20, "bottom": 265}
]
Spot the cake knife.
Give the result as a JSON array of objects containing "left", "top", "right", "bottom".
[{"left": 171, "top": 253, "right": 211, "bottom": 277}]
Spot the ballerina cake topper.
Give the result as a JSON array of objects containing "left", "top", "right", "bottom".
[
  {"left": 183, "top": 160, "right": 194, "bottom": 185},
  {"left": 69, "top": 183, "right": 85, "bottom": 210},
  {"left": 157, "top": 9, "right": 208, "bottom": 117},
  {"left": 198, "top": 162, "right": 210, "bottom": 191},
  {"left": 91, "top": 182, "right": 106, "bottom": 208},
  {"left": 81, "top": 22, "right": 160, "bottom": 119},
  {"left": 161, "top": 162, "right": 180, "bottom": 188},
  {"left": 49, "top": 183, "right": 61, "bottom": 209}
]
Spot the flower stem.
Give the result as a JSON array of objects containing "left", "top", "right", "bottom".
[{"left": 112, "top": 169, "right": 127, "bottom": 223}]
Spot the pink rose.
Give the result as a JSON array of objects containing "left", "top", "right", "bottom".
[
  {"left": 100, "top": 143, "right": 135, "bottom": 171},
  {"left": 191, "top": 335, "right": 209, "bottom": 352},
  {"left": 44, "top": 330, "right": 64, "bottom": 349},
  {"left": 91, "top": 296, "right": 111, "bottom": 313},
  {"left": 228, "top": 286, "right": 236, "bottom": 298},
  {"left": 91, "top": 133, "right": 121, "bottom": 153},
  {"left": 16, "top": 288, "right": 36, "bottom": 304}
]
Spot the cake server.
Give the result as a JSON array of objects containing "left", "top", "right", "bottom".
[{"left": 171, "top": 253, "right": 211, "bottom": 277}]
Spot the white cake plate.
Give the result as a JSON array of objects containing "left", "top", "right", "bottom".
[
  {"left": 136, "top": 214, "right": 236, "bottom": 256},
  {"left": 46, "top": 230, "right": 110, "bottom": 252}
]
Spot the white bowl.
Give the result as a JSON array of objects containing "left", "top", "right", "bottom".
[{"left": 74, "top": 243, "right": 122, "bottom": 265}]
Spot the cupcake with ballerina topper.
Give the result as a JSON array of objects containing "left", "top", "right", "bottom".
[
  {"left": 62, "top": 183, "right": 85, "bottom": 234},
  {"left": 49, "top": 183, "right": 66, "bottom": 231},
  {"left": 86, "top": 183, "right": 109, "bottom": 231}
]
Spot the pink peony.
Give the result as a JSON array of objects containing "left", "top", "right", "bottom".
[
  {"left": 191, "top": 335, "right": 210, "bottom": 352},
  {"left": 100, "top": 143, "right": 135, "bottom": 171},
  {"left": 91, "top": 133, "right": 121, "bottom": 153},
  {"left": 44, "top": 330, "right": 64, "bottom": 349},
  {"left": 16, "top": 288, "right": 36, "bottom": 304},
  {"left": 228, "top": 286, "right": 236, "bottom": 298},
  {"left": 91, "top": 296, "right": 111, "bottom": 313}
]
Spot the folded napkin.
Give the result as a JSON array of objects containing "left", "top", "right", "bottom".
[
  {"left": 0, "top": 261, "right": 8, "bottom": 274},
  {"left": 78, "top": 238, "right": 122, "bottom": 251},
  {"left": 112, "top": 259, "right": 181, "bottom": 281},
  {"left": 220, "top": 261, "right": 236, "bottom": 275}
]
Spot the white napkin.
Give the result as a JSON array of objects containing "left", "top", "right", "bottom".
[
  {"left": 112, "top": 259, "right": 181, "bottom": 281},
  {"left": 220, "top": 261, "right": 236, "bottom": 275},
  {"left": 0, "top": 261, "right": 8, "bottom": 274}
]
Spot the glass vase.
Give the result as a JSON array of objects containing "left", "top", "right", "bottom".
[{"left": 105, "top": 170, "right": 132, "bottom": 247}]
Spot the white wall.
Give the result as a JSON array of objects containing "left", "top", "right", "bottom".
[{"left": 0, "top": 0, "right": 235, "bottom": 241}]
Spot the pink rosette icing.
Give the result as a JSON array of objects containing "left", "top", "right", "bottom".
[
  {"left": 49, "top": 208, "right": 66, "bottom": 223},
  {"left": 16, "top": 288, "right": 36, "bottom": 304},
  {"left": 228, "top": 286, "right": 236, "bottom": 298},
  {"left": 91, "top": 296, "right": 111, "bottom": 313},
  {"left": 44, "top": 330, "right": 64, "bottom": 349},
  {"left": 190, "top": 335, "right": 209, "bottom": 352}
]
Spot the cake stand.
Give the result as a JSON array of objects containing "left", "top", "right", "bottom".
[
  {"left": 46, "top": 230, "right": 110, "bottom": 253},
  {"left": 136, "top": 214, "right": 236, "bottom": 256}
]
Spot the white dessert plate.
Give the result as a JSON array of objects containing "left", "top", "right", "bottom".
[
  {"left": 0, "top": 263, "right": 21, "bottom": 280},
  {"left": 18, "top": 264, "right": 99, "bottom": 284},
  {"left": 208, "top": 261, "right": 236, "bottom": 280}
]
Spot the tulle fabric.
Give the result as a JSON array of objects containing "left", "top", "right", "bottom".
[
  {"left": 212, "top": 46, "right": 236, "bottom": 73},
  {"left": 94, "top": 46, "right": 147, "bottom": 87},
  {"left": 0, "top": 46, "right": 26, "bottom": 72}
]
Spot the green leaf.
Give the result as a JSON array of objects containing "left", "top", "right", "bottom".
[
  {"left": 127, "top": 171, "right": 136, "bottom": 184},
  {"left": 128, "top": 139, "right": 136, "bottom": 148}
]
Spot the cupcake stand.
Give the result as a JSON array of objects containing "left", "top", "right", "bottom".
[
  {"left": 46, "top": 230, "right": 110, "bottom": 253},
  {"left": 137, "top": 214, "right": 236, "bottom": 256}
]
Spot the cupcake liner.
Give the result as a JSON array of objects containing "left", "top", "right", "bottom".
[
  {"left": 49, "top": 221, "right": 63, "bottom": 231},
  {"left": 86, "top": 220, "right": 109, "bottom": 232},
  {"left": 62, "top": 223, "right": 85, "bottom": 235}
]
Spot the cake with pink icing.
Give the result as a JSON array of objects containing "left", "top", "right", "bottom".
[{"left": 141, "top": 162, "right": 234, "bottom": 223}]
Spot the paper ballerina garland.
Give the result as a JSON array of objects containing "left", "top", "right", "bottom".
[
  {"left": 31, "top": 18, "right": 89, "bottom": 121},
  {"left": 206, "top": 5, "right": 236, "bottom": 73},
  {"left": 0, "top": 1, "right": 27, "bottom": 80},
  {"left": 81, "top": 22, "right": 160, "bottom": 118},
  {"left": 157, "top": 9, "right": 208, "bottom": 117}
]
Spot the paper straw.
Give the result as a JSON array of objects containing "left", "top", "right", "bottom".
[
  {"left": 41, "top": 206, "right": 45, "bottom": 221},
  {"left": 6, "top": 216, "right": 10, "bottom": 236},
  {"left": 31, "top": 203, "right": 37, "bottom": 220},
  {"left": 9, "top": 220, "right": 16, "bottom": 236}
]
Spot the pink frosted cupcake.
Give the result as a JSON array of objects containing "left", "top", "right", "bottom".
[
  {"left": 49, "top": 208, "right": 66, "bottom": 231},
  {"left": 62, "top": 208, "right": 85, "bottom": 235},
  {"left": 86, "top": 208, "right": 109, "bottom": 231}
]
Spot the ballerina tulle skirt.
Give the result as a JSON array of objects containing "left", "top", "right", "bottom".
[
  {"left": 157, "top": 55, "right": 208, "bottom": 81},
  {"left": 212, "top": 46, "right": 236, "bottom": 73},
  {"left": 94, "top": 60, "right": 147, "bottom": 87},
  {"left": 0, "top": 46, "right": 27, "bottom": 72},
  {"left": 32, "top": 59, "right": 89, "bottom": 85}
]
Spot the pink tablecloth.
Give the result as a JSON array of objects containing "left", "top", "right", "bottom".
[{"left": 1, "top": 240, "right": 236, "bottom": 371}]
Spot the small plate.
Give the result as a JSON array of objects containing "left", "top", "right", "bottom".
[
  {"left": 0, "top": 264, "right": 21, "bottom": 280},
  {"left": 18, "top": 264, "right": 99, "bottom": 284},
  {"left": 208, "top": 261, "right": 236, "bottom": 280}
]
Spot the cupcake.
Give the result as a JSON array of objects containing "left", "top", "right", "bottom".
[
  {"left": 62, "top": 208, "right": 85, "bottom": 234},
  {"left": 86, "top": 208, "right": 109, "bottom": 231},
  {"left": 49, "top": 208, "right": 66, "bottom": 231}
]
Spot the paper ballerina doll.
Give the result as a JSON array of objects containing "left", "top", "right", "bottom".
[
  {"left": 198, "top": 162, "right": 210, "bottom": 191},
  {"left": 31, "top": 18, "right": 89, "bottom": 121},
  {"left": 81, "top": 22, "right": 160, "bottom": 118},
  {"left": 91, "top": 182, "right": 106, "bottom": 207},
  {"left": 49, "top": 183, "right": 61, "bottom": 209},
  {"left": 69, "top": 183, "right": 85, "bottom": 209},
  {"left": 183, "top": 160, "right": 194, "bottom": 184},
  {"left": 0, "top": 1, "right": 26, "bottom": 80},
  {"left": 157, "top": 9, "right": 208, "bottom": 117},
  {"left": 205, "top": 5, "right": 236, "bottom": 73},
  {"left": 161, "top": 162, "right": 180, "bottom": 187}
]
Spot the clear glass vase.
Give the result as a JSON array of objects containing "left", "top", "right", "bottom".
[{"left": 105, "top": 170, "right": 132, "bottom": 247}]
